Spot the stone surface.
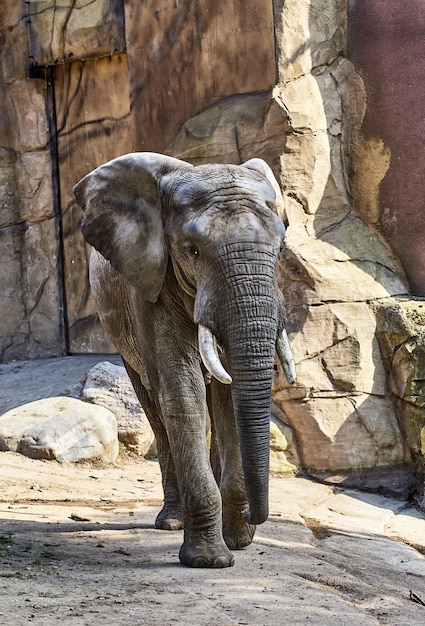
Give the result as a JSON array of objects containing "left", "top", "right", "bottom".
[
  {"left": 126, "top": 0, "right": 277, "bottom": 153},
  {"left": 0, "top": 355, "right": 122, "bottom": 416},
  {"left": 274, "top": 301, "right": 406, "bottom": 476},
  {"left": 0, "top": 5, "right": 65, "bottom": 363},
  {"left": 386, "top": 508, "right": 425, "bottom": 553},
  {"left": 0, "top": 218, "right": 63, "bottom": 362},
  {"left": 167, "top": 91, "right": 288, "bottom": 178},
  {"left": 269, "top": 0, "right": 411, "bottom": 480},
  {"left": 302, "top": 490, "right": 405, "bottom": 536},
  {"left": 1, "top": 81, "right": 49, "bottom": 152},
  {"left": 0, "top": 396, "right": 119, "bottom": 463},
  {"left": 276, "top": 59, "right": 408, "bottom": 306},
  {"left": 55, "top": 54, "right": 131, "bottom": 354},
  {"left": 0, "top": 225, "right": 27, "bottom": 352},
  {"left": 0, "top": 148, "right": 18, "bottom": 227},
  {"left": 0, "top": 356, "right": 155, "bottom": 459},
  {"left": 275, "top": 0, "right": 346, "bottom": 82},
  {"left": 0, "top": 2, "right": 129, "bottom": 360},
  {"left": 81, "top": 361, "right": 155, "bottom": 457},
  {"left": 27, "top": 0, "right": 126, "bottom": 65},
  {"left": 18, "top": 150, "right": 55, "bottom": 222}
]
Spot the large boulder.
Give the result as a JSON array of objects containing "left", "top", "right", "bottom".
[
  {"left": 0, "top": 396, "right": 118, "bottom": 463},
  {"left": 81, "top": 361, "right": 155, "bottom": 457}
]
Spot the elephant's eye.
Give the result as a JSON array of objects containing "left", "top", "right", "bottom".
[{"left": 183, "top": 241, "right": 199, "bottom": 258}]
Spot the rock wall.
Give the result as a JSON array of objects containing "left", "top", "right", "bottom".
[
  {"left": 0, "top": 3, "right": 64, "bottom": 361},
  {"left": 270, "top": 0, "right": 410, "bottom": 481},
  {"left": 0, "top": 1, "right": 129, "bottom": 359}
]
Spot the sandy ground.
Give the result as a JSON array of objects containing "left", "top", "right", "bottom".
[
  {"left": 1, "top": 357, "right": 425, "bottom": 625},
  {"left": 0, "top": 452, "right": 425, "bottom": 626}
]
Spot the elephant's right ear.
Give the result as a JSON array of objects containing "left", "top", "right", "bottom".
[{"left": 73, "top": 152, "right": 192, "bottom": 302}]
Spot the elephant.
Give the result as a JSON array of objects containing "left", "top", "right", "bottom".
[{"left": 73, "top": 152, "right": 296, "bottom": 568}]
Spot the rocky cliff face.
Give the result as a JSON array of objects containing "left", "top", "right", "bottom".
[
  {"left": 1, "top": 0, "right": 424, "bottom": 491},
  {"left": 271, "top": 1, "right": 411, "bottom": 483}
]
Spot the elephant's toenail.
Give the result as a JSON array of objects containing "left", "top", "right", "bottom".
[
  {"left": 191, "top": 556, "right": 209, "bottom": 568},
  {"left": 213, "top": 555, "right": 234, "bottom": 568}
]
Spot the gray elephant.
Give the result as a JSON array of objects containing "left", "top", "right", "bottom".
[{"left": 73, "top": 152, "right": 296, "bottom": 568}]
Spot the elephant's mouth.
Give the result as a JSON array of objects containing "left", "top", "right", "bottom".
[{"left": 198, "top": 324, "right": 296, "bottom": 385}]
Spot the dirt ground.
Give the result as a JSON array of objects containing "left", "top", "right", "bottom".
[
  {"left": 0, "top": 451, "right": 424, "bottom": 626},
  {"left": 1, "top": 357, "right": 425, "bottom": 625}
]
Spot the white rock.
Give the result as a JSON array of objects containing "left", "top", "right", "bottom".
[
  {"left": 0, "top": 397, "right": 118, "bottom": 463},
  {"left": 81, "top": 361, "right": 155, "bottom": 457}
]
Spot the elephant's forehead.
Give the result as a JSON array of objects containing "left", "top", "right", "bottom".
[
  {"left": 163, "top": 165, "right": 274, "bottom": 207},
  {"left": 184, "top": 204, "right": 285, "bottom": 244}
]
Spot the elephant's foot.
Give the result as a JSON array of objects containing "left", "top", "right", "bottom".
[
  {"left": 222, "top": 502, "right": 256, "bottom": 550},
  {"left": 155, "top": 504, "right": 183, "bottom": 531},
  {"left": 179, "top": 534, "right": 235, "bottom": 568}
]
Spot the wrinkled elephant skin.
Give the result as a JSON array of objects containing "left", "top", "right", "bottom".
[{"left": 74, "top": 152, "right": 296, "bottom": 568}]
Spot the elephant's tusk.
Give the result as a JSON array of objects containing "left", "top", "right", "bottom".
[
  {"left": 198, "top": 325, "right": 232, "bottom": 385},
  {"left": 276, "top": 329, "right": 297, "bottom": 384}
]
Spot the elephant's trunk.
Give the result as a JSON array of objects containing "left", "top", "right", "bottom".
[
  {"left": 221, "top": 301, "right": 280, "bottom": 526},
  {"left": 229, "top": 358, "right": 274, "bottom": 525},
  {"left": 198, "top": 324, "right": 295, "bottom": 523},
  {"left": 197, "top": 321, "right": 276, "bottom": 525},
  {"left": 195, "top": 243, "right": 295, "bottom": 526}
]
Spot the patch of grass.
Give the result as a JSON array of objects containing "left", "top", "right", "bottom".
[{"left": 0, "top": 534, "right": 14, "bottom": 549}]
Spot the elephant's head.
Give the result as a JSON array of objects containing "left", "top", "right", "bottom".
[{"left": 74, "top": 152, "right": 296, "bottom": 525}]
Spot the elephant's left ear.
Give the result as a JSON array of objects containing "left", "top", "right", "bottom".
[
  {"left": 73, "top": 152, "right": 192, "bottom": 302},
  {"left": 241, "top": 158, "right": 287, "bottom": 224}
]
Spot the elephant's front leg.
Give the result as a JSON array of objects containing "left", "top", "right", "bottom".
[
  {"left": 208, "top": 380, "right": 256, "bottom": 550},
  {"left": 160, "top": 372, "right": 234, "bottom": 568}
]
